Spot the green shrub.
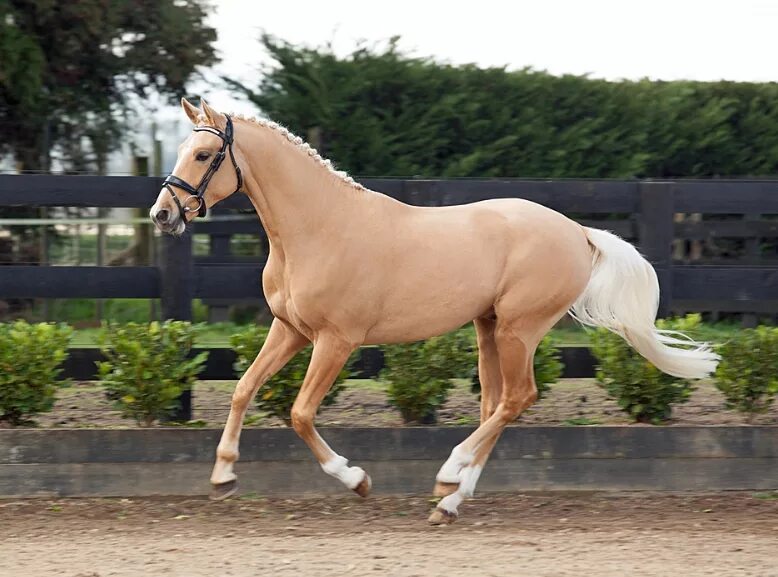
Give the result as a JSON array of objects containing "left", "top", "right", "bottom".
[
  {"left": 590, "top": 314, "right": 702, "bottom": 424},
  {"left": 230, "top": 326, "right": 348, "bottom": 425},
  {"left": 382, "top": 329, "right": 477, "bottom": 424},
  {"left": 532, "top": 336, "right": 563, "bottom": 399},
  {"left": 471, "top": 335, "right": 563, "bottom": 402},
  {"left": 0, "top": 321, "right": 72, "bottom": 426},
  {"left": 97, "top": 321, "right": 207, "bottom": 427},
  {"left": 715, "top": 326, "right": 778, "bottom": 421}
]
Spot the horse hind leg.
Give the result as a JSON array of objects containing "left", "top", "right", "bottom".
[
  {"left": 429, "top": 321, "right": 539, "bottom": 524},
  {"left": 433, "top": 316, "right": 502, "bottom": 498}
]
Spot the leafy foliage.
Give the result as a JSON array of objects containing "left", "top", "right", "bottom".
[
  {"left": 471, "top": 335, "right": 563, "bottom": 402},
  {"left": 532, "top": 337, "right": 564, "bottom": 399},
  {"left": 381, "top": 330, "right": 477, "bottom": 424},
  {"left": 97, "top": 321, "right": 207, "bottom": 427},
  {"left": 0, "top": 321, "right": 71, "bottom": 426},
  {"left": 714, "top": 327, "right": 778, "bottom": 420},
  {"left": 590, "top": 315, "right": 703, "bottom": 424},
  {"left": 0, "top": 0, "right": 217, "bottom": 170},
  {"left": 230, "top": 326, "right": 348, "bottom": 425},
  {"left": 235, "top": 35, "right": 778, "bottom": 179}
]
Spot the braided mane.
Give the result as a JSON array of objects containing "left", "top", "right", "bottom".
[{"left": 230, "top": 114, "right": 366, "bottom": 192}]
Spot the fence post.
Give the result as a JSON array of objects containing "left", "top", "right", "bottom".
[
  {"left": 160, "top": 232, "right": 194, "bottom": 421},
  {"left": 639, "top": 182, "right": 674, "bottom": 318},
  {"left": 742, "top": 211, "right": 761, "bottom": 328},
  {"left": 160, "top": 233, "right": 193, "bottom": 321},
  {"left": 206, "top": 232, "right": 232, "bottom": 322}
]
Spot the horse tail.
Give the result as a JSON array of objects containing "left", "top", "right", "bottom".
[{"left": 569, "top": 227, "right": 719, "bottom": 379}]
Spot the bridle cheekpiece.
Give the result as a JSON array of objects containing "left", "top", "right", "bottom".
[{"left": 162, "top": 115, "right": 242, "bottom": 221}]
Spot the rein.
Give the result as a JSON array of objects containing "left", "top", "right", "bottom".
[{"left": 162, "top": 115, "right": 243, "bottom": 221}]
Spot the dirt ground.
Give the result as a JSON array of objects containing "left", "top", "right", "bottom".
[
  {"left": 32, "top": 378, "right": 777, "bottom": 429},
  {"left": 1, "top": 492, "right": 777, "bottom": 577}
]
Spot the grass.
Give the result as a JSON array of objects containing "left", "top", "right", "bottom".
[
  {"left": 48, "top": 234, "right": 135, "bottom": 265},
  {"left": 47, "top": 232, "right": 261, "bottom": 263},
  {"left": 563, "top": 416, "right": 603, "bottom": 426},
  {"left": 63, "top": 320, "right": 745, "bottom": 348},
  {"left": 45, "top": 232, "right": 221, "bottom": 264},
  {"left": 26, "top": 298, "right": 210, "bottom": 329},
  {"left": 751, "top": 491, "right": 778, "bottom": 501},
  {"left": 237, "top": 492, "right": 265, "bottom": 501},
  {"left": 551, "top": 321, "right": 743, "bottom": 346},
  {"left": 343, "top": 378, "right": 386, "bottom": 392}
]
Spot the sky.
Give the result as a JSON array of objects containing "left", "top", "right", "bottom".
[{"left": 192, "top": 0, "right": 778, "bottom": 115}]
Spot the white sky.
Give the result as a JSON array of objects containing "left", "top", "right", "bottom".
[{"left": 192, "top": 0, "right": 778, "bottom": 115}]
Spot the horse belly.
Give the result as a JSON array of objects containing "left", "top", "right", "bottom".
[{"left": 361, "top": 268, "right": 497, "bottom": 344}]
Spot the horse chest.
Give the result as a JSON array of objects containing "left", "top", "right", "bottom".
[
  {"left": 261, "top": 258, "right": 314, "bottom": 335},
  {"left": 262, "top": 270, "right": 289, "bottom": 318}
]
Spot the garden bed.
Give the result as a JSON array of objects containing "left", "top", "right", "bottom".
[{"left": 28, "top": 378, "right": 778, "bottom": 429}]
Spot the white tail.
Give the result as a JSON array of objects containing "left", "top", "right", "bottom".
[{"left": 570, "top": 227, "right": 719, "bottom": 379}]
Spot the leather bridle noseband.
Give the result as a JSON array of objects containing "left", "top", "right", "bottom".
[{"left": 162, "top": 115, "right": 243, "bottom": 220}]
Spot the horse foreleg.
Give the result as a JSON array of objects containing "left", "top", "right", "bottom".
[
  {"left": 290, "top": 334, "right": 371, "bottom": 496},
  {"left": 210, "top": 319, "right": 307, "bottom": 499}
]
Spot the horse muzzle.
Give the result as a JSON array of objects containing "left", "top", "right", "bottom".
[{"left": 150, "top": 205, "right": 186, "bottom": 236}]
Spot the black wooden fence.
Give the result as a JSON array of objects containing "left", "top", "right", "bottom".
[
  {"left": 2, "top": 175, "right": 777, "bottom": 421},
  {"left": 2, "top": 175, "right": 778, "bottom": 320}
]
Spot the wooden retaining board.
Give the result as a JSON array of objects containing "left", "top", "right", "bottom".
[{"left": 1, "top": 427, "right": 775, "bottom": 497}]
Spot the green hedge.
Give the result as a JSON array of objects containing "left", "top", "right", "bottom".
[
  {"left": 2, "top": 320, "right": 777, "bottom": 427},
  {"left": 381, "top": 330, "right": 477, "bottom": 424},
  {"left": 590, "top": 315, "right": 705, "bottom": 424},
  {"left": 0, "top": 321, "right": 71, "bottom": 426},
  {"left": 231, "top": 35, "right": 778, "bottom": 179},
  {"left": 714, "top": 326, "right": 778, "bottom": 420},
  {"left": 97, "top": 321, "right": 207, "bottom": 426}
]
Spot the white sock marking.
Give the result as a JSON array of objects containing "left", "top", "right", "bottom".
[
  {"left": 436, "top": 444, "right": 474, "bottom": 484},
  {"left": 321, "top": 454, "right": 365, "bottom": 489},
  {"left": 438, "top": 491, "right": 463, "bottom": 515},
  {"left": 437, "top": 465, "right": 483, "bottom": 515},
  {"left": 458, "top": 465, "right": 482, "bottom": 498}
]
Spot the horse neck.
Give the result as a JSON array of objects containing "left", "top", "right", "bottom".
[{"left": 237, "top": 122, "right": 361, "bottom": 251}]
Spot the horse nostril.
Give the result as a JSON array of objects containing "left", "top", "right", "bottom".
[{"left": 156, "top": 209, "right": 170, "bottom": 224}]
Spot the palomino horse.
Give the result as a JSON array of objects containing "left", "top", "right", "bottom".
[{"left": 150, "top": 98, "right": 719, "bottom": 524}]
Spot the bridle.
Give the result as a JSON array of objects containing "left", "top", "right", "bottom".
[{"left": 162, "top": 115, "right": 243, "bottom": 220}]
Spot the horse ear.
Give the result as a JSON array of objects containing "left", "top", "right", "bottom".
[
  {"left": 181, "top": 97, "right": 200, "bottom": 124},
  {"left": 200, "top": 98, "right": 224, "bottom": 127}
]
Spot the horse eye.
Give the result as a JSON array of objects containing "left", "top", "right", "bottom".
[{"left": 196, "top": 151, "right": 211, "bottom": 162}]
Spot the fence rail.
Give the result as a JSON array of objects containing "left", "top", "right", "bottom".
[
  {"left": 2, "top": 175, "right": 778, "bottom": 321},
  {"left": 59, "top": 345, "right": 596, "bottom": 381}
]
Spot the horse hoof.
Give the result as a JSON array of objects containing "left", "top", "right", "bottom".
[
  {"left": 209, "top": 479, "right": 238, "bottom": 501},
  {"left": 433, "top": 481, "right": 459, "bottom": 497},
  {"left": 428, "top": 507, "right": 458, "bottom": 525},
  {"left": 353, "top": 473, "right": 372, "bottom": 498}
]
